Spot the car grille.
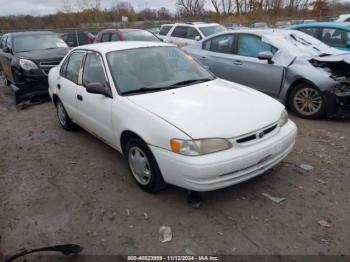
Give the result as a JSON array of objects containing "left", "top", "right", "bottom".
[
  {"left": 40, "top": 61, "right": 61, "bottom": 75},
  {"left": 236, "top": 123, "right": 278, "bottom": 144}
]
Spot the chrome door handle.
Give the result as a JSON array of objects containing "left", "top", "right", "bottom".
[
  {"left": 200, "top": 56, "right": 208, "bottom": 61},
  {"left": 233, "top": 60, "right": 242, "bottom": 65}
]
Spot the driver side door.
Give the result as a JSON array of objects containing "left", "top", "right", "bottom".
[
  {"left": 230, "top": 33, "right": 284, "bottom": 97},
  {"left": 76, "top": 51, "right": 115, "bottom": 146}
]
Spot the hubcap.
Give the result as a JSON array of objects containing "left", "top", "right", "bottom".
[
  {"left": 128, "top": 146, "right": 151, "bottom": 186},
  {"left": 57, "top": 102, "right": 67, "bottom": 126},
  {"left": 294, "top": 88, "right": 322, "bottom": 116}
]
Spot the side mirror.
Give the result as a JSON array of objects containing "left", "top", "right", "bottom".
[
  {"left": 86, "top": 82, "right": 112, "bottom": 98},
  {"left": 258, "top": 51, "right": 274, "bottom": 64},
  {"left": 195, "top": 36, "right": 201, "bottom": 41},
  {"left": 67, "top": 41, "right": 75, "bottom": 47},
  {"left": 346, "top": 40, "right": 350, "bottom": 47},
  {"left": 3, "top": 46, "right": 11, "bottom": 53}
]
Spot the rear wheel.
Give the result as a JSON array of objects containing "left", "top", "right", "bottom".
[
  {"left": 125, "top": 138, "right": 166, "bottom": 193},
  {"left": 289, "top": 83, "right": 325, "bottom": 119},
  {"left": 56, "top": 99, "right": 75, "bottom": 130}
]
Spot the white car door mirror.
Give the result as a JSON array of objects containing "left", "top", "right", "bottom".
[
  {"left": 195, "top": 36, "right": 201, "bottom": 41},
  {"left": 86, "top": 82, "right": 112, "bottom": 98}
]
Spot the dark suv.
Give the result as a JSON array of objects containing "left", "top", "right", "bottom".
[{"left": 0, "top": 31, "right": 69, "bottom": 104}]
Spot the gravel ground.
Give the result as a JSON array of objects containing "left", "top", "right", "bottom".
[{"left": 0, "top": 84, "right": 349, "bottom": 256}]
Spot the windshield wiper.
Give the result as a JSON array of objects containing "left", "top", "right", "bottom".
[{"left": 122, "top": 78, "right": 213, "bottom": 95}]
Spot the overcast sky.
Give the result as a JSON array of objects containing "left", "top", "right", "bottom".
[{"left": 0, "top": 0, "right": 178, "bottom": 16}]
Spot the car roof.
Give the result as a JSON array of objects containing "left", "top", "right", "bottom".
[
  {"left": 170, "top": 22, "right": 220, "bottom": 28},
  {"left": 291, "top": 22, "right": 350, "bottom": 30},
  {"left": 9, "top": 31, "right": 55, "bottom": 36},
  {"left": 72, "top": 41, "right": 175, "bottom": 54},
  {"left": 118, "top": 28, "right": 147, "bottom": 32}
]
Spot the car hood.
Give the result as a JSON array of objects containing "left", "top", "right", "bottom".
[
  {"left": 127, "top": 79, "right": 284, "bottom": 139},
  {"left": 16, "top": 48, "right": 69, "bottom": 62}
]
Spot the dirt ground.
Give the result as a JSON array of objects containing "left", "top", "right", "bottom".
[{"left": 0, "top": 83, "right": 349, "bottom": 256}]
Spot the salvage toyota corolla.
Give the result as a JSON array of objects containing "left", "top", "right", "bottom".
[{"left": 48, "top": 42, "right": 297, "bottom": 192}]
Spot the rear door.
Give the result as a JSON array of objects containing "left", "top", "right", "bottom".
[
  {"left": 168, "top": 26, "right": 200, "bottom": 46},
  {"left": 76, "top": 51, "right": 115, "bottom": 145},
  {"left": 230, "top": 33, "right": 284, "bottom": 97},
  {"left": 57, "top": 51, "right": 86, "bottom": 121},
  {"left": 197, "top": 34, "right": 236, "bottom": 81}
]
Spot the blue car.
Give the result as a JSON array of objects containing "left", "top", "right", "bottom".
[{"left": 290, "top": 22, "right": 350, "bottom": 51}]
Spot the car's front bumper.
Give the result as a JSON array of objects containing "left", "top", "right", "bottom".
[
  {"left": 324, "top": 90, "right": 350, "bottom": 119},
  {"left": 10, "top": 77, "right": 49, "bottom": 104},
  {"left": 150, "top": 120, "right": 297, "bottom": 191}
]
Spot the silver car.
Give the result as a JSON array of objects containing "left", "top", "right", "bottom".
[{"left": 183, "top": 29, "right": 350, "bottom": 119}]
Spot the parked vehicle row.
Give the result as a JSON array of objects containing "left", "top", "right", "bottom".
[
  {"left": 183, "top": 29, "right": 350, "bottom": 119},
  {"left": 48, "top": 41, "right": 297, "bottom": 192}
]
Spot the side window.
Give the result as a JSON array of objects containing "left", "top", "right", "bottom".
[
  {"left": 101, "top": 33, "right": 110, "bottom": 42},
  {"left": 1, "top": 36, "right": 7, "bottom": 49},
  {"left": 159, "top": 26, "right": 172, "bottom": 36},
  {"left": 321, "top": 28, "right": 350, "bottom": 48},
  {"left": 237, "top": 34, "right": 277, "bottom": 58},
  {"left": 298, "top": 27, "right": 319, "bottom": 38},
  {"left": 83, "top": 53, "right": 107, "bottom": 86},
  {"left": 63, "top": 52, "right": 85, "bottom": 84},
  {"left": 187, "top": 27, "right": 201, "bottom": 40},
  {"left": 171, "top": 26, "right": 188, "bottom": 38},
  {"left": 6, "top": 36, "right": 12, "bottom": 49},
  {"left": 110, "top": 33, "right": 120, "bottom": 41},
  {"left": 204, "top": 34, "right": 234, "bottom": 54}
]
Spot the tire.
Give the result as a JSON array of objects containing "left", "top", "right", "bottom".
[
  {"left": 289, "top": 83, "right": 325, "bottom": 119},
  {"left": 56, "top": 99, "right": 75, "bottom": 130},
  {"left": 125, "top": 137, "right": 166, "bottom": 193}
]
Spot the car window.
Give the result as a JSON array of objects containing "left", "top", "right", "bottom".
[
  {"left": 159, "top": 26, "right": 172, "bottom": 36},
  {"left": 171, "top": 26, "right": 188, "bottom": 38},
  {"left": 203, "top": 34, "right": 234, "bottom": 54},
  {"left": 6, "top": 36, "right": 12, "bottom": 49},
  {"left": 199, "top": 25, "right": 226, "bottom": 37},
  {"left": 1, "top": 36, "right": 7, "bottom": 49},
  {"left": 237, "top": 34, "right": 278, "bottom": 57},
  {"left": 83, "top": 53, "right": 107, "bottom": 86},
  {"left": 64, "top": 52, "right": 85, "bottom": 84},
  {"left": 298, "top": 27, "right": 319, "bottom": 38},
  {"left": 101, "top": 33, "right": 110, "bottom": 42},
  {"left": 110, "top": 33, "right": 120, "bottom": 41},
  {"left": 187, "top": 27, "right": 201, "bottom": 40},
  {"left": 321, "top": 28, "right": 350, "bottom": 48},
  {"left": 122, "top": 30, "right": 160, "bottom": 41}
]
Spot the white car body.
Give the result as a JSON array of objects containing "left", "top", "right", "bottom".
[
  {"left": 157, "top": 23, "right": 225, "bottom": 47},
  {"left": 335, "top": 14, "right": 350, "bottom": 22},
  {"left": 48, "top": 41, "right": 297, "bottom": 191}
]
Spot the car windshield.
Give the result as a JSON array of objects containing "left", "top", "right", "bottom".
[
  {"left": 122, "top": 31, "right": 160, "bottom": 41},
  {"left": 199, "top": 25, "right": 226, "bottom": 37},
  {"left": 107, "top": 46, "right": 213, "bottom": 95},
  {"left": 13, "top": 34, "right": 68, "bottom": 52}
]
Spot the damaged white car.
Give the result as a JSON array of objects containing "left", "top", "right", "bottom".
[
  {"left": 183, "top": 29, "right": 350, "bottom": 119},
  {"left": 48, "top": 42, "right": 297, "bottom": 192}
]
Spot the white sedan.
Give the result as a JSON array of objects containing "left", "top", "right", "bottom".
[{"left": 48, "top": 41, "right": 297, "bottom": 192}]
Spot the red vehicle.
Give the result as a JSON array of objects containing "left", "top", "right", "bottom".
[{"left": 94, "top": 28, "right": 161, "bottom": 43}]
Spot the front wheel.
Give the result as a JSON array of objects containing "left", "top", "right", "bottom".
[
  {"left": 56, "top": 99, "right": 75, "bottom": 130},
  {"left": 125, "top": 138, "right": 166, "bottom": 193},
  {"left": 289, "top": 84, "right": 325, "bottom": 119}
]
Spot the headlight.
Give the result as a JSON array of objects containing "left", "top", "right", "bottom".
[
  {"left": 170, "top": 138, "right": 232, "bottom": 156},
  {"left": 279, "top": 109, "right": 288, "bottom": 127},
  {"left": 19, "top": 59, "right": 38, "bottom": 70}
]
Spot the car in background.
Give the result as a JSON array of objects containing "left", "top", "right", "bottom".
[
  {"left": 94, "top": 28, "right": 160, "bottom": 43},
  {"left": 0, "top": 31, "right": 69, "bottom": 104},
  {"left": 60, "top": 31, "right": 95, "bottom": 47},
  {"left": 157, "top": 23, "right": 226, "bottom": 46},
  {"left": 275, "top": 21, "right": 291, "bottom": 28},
  {"left": 147, "top": 27, "right": 161, "bottom": 35},
  {"left": 335, "top": 14, "right": 350, "bottom": 22},
  {"left": 252, "top": 22, "right": 269, "bottom": 28},
  {"left": 48, "top": 41, "right": 297, "bottom": 192},
  {"left": 303, "top": 19, "right": 317, "bottom": 24},
  {"left": 227, "top": 24, "right": 249, "bottom": 30},
  {"left": 290, "top": 22, "right": 350, "bottom": 51},
  {"left": 183, "top": 29, "right": 350, "bottom": 119}
]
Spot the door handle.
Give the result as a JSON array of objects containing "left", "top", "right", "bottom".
[
  {"left": 57, "top": 84, "right": 61, "bottom": 90},
  {"left": 77, "top": 94, "right": 83, "bottom": 101},
  {"left": 200, "top": 56, "right": 208, "bottom": 61},
  {"left": 233, "top": 60, "right": 242, "bottom": 65}
]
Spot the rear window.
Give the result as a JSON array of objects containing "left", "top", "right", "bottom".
[
  {"left": 159, "top": 26, "right": 172, "bottom": 36},
  {"left": 122, "top": 31, "right": 160, "bottom": 42},
  {"left": 199, "top": 25, "right": 226, "bottom": 37}
]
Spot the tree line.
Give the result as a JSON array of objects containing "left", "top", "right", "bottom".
[{"left": 0, "top": 0, "right": 349, "bottom": 30}]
